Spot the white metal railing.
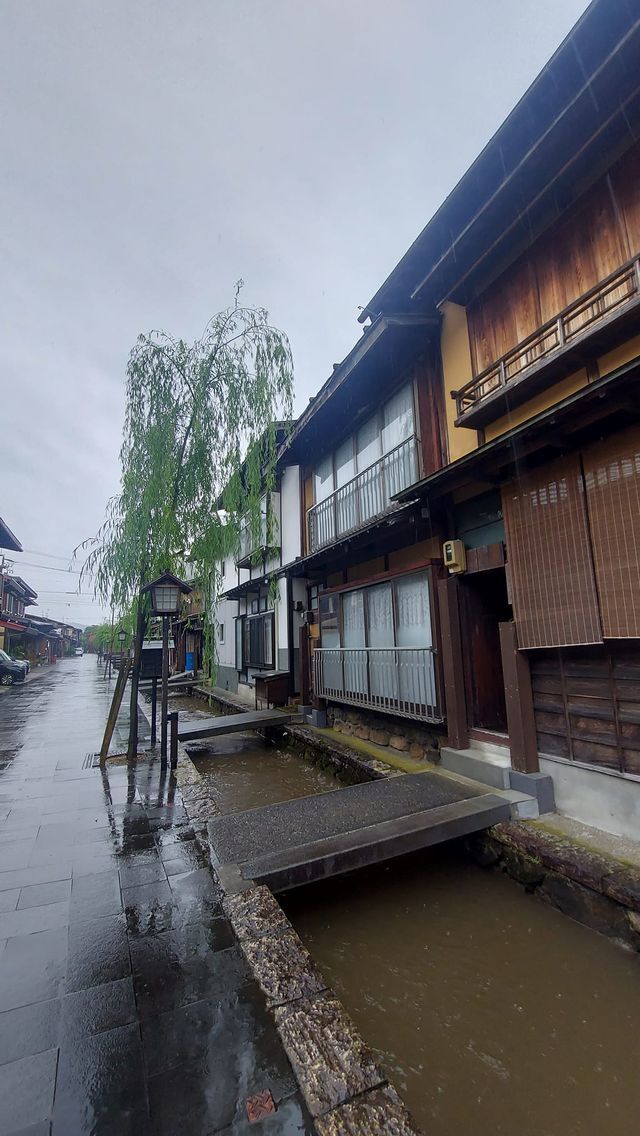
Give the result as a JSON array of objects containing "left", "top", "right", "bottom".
[
  {"left": 307, "top": 436, "right": 418, "bottom": 553},
  {"left": 314, "top": 646, "right": 441, "bottom": 722},
  {"left": 454, "top": 255, "right": 640, "bottom": 417}
]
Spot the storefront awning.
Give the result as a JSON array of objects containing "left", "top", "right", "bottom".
[{"left": 0, "top": 620, "right": 26, "bottom": 632}]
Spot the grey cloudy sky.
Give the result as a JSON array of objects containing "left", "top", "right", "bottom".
[{"left": 1, "top": 0, "right": 587, "bottom": 626}]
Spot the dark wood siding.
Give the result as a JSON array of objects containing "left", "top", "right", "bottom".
[
  {"left": 502, "top": 455, "right": 602, "bottom": 649},
  {"left": 583, "top": 426, "right": 640, "bottom": 639},
  {"left": 531, "top": 645, "right": 640, "bottom": 776},
  {"left": 467, "top": 138, "right": 640, "bottom": 372}
]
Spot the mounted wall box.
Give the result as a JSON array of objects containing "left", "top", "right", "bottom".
[{"left": 443, "top": 539, "right": 467, "bottom": 574}]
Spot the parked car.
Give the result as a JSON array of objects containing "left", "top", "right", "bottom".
[
  {"left": 74, "top": 647, "right": 84, "bottom": 657},
  {"left": 10, "top": 655, "right": 30, "bottom": 674},
  {"left": 0, "top": 649, "right": 27, "bottom": 686}
]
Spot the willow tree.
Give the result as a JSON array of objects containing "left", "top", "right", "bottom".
[{"left": 81, "top": 285, "right": 293, "bottom": 756}]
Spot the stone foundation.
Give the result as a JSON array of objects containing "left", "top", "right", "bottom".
[{"left": 326, "top": 703, "right": 442, "bottom": 763}]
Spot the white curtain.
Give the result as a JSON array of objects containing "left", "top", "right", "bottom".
[{"left": 367, "top": 584, "right": 397, "bottom": 701}]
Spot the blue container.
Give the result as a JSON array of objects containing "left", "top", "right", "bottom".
[{"left": 185, "top": 651, "right": 194, "bottom": 674}]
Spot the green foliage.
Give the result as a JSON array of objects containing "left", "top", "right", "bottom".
[
  {"left": 78, "top": 284, "right": 294, "bottom": 676},
  {"left": 83, "top": 622, "right": 115, "bottom": 652}
]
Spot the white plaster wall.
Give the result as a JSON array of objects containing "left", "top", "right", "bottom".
[
  {"left": 539, "top": 755, "right": 640, "bottom": 842},
  {"left": 276, "top": 577, "right": 288, "bottom": 649},
  {"left": 215, "top": 598, "right": 237, "bottom": 668},
  {"left": 281, "top": 465, "right": 301, "bottom": 565}
]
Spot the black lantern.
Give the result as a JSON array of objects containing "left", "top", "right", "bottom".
[
  {"left": 117, "top": 628, "right": 126, "bottom": 645},
  {"left": 142, "top": 570, "right": 191, "bottom": 616},
  {"left": 140, "top": 571, "right": 192, "bottom": 762}
]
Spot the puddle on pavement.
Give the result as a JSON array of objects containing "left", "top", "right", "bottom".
[
  {"left": 283, "top": 845, "right": 640, "bottom": 1136},
  {"left": 170, "top": 694, "right": 339, "bottom": 814}
]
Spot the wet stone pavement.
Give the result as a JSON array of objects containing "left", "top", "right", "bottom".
[{"left": 0, "top": 657, "right": 313, "bottom": 1135}]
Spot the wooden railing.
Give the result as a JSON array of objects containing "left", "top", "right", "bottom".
[
  {"left": 454, "top": 255, "right": 640, "bottom": 418},
  {"left": 314, "top": 646, "right": 441, "bottom": 723},
  {"left": 307, "top": 436, "right": 418, "bottom": 554}
]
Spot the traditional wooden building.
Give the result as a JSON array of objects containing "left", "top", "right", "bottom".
[
  {"left": 211, "top": 0, "right": 640, "bottom": 837},
  {"left": 280, "top": 319, "right": 447, "bottom": 735},
  {"left": 355, "top": 0, "right": 640, "bottom": 836}
]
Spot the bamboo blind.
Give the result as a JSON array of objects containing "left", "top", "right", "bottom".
[
  {"left": 583, "top": 426, "right": 640, "bottom": 638},
  {"left": 502, "top": 455, "right": 602, "bottom": 649}
]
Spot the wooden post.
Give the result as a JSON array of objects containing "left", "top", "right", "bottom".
[
  {"left": 161, "top": 615, "right": 169, "bottom": 762},
  {"left": 127, "top": 596, "right": 147, "bottom": 759},
  {"left": 300, "top": 624, "right": 311, "bottom": 705},
  {"left": 99, "top": 659, "right": 132, "bottom": 762},
  {"left": 437, "top": 576, "right": 468, "bottom": 750},
  {"left": 499, "top": 621, "right": 539, "bottom": 773},
  {"left": 169, "top": 711, "right": 178, "bottom": 769},
  {"left": 150, "top": 677, "right": 158, "bottom": 747}
]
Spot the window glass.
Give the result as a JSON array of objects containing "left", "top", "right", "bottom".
[
  {"left": 314, "top": 453, "right": 334, "bottom": 502},
  {"left": 342, "top": 590, "right": 365, "bottom": 648},
  {"left": 395, "top": 573, "right": 431, "bottom": 647},
  {"left": 382, "top": 385, "right": 414, "bottom": 454},
  {"left": 366, "top": 584, "right": 394, "bottom": 648},
  {"left": 356, "top": 415, "right": 382, "bottom": 473},
  {"left": 335, "top": 437, "right": 355, "bottom": 488},
  {"left": 318, "top": 593, "right": 340, "bottom": 648}
]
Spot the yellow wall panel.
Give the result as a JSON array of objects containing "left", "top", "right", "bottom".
[
  {"left": 439, "top": 302, "right": 479, "bottom": 463},
  {"left": 598, "top": 335, "right": 640, "bottom": 377},
  {"left": 484, "top": 369, "right": 589, "bottom": 442}
]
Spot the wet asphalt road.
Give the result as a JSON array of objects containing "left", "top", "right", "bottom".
[{"left": 0, "top": 656, "right": 311, "bottom": 1135}]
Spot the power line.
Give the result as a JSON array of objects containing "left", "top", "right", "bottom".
[
  {"left": 22, "top": 549, "right": 77, "bottom": 562},
  {"left": 7, "top": 561, "right": 83, "bottom": 575}
]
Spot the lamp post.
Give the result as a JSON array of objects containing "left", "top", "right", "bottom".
[
  {"left": 140, "top": 571, "right": 192, "bottom": 762},
  {"left": 117, "top": 628, "right": 126, "bottom": 658}
]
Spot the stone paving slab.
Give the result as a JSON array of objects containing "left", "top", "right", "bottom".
[
  {"left": 316, "top": 1085, "right": 422, "bottom": 1136},
  {"left": 274, "top": 993, "right": 385, "bottom": 1117},
  {"left": 0, "top": 658, "right": 316, "bottom": 1135},
  {"left": 243, "top": 923, "right": 328, "bottom": 1006}
]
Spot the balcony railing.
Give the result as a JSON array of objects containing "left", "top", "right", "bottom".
[
  {"left": 314, "top": 646, "right": 441, "bottom": 723},
  {"left": 307, "top": 435, "right": 418, "bottom": 554},
  {"left": 454, "top": 255, "right": 640, "bottom": 421},
  {"left": 237, "top": 515, "right": 279, "bottom": 567}
]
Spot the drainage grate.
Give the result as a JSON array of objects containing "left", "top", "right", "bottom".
[{"left": 82, "top": 752, "right": 101, "bottom": 769}]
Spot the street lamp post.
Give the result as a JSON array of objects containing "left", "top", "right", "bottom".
[{"left": 141, "top": 571, "right": 192, "bottom": 762}]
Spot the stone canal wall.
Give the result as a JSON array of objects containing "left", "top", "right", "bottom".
[{"left": 469, "top": 822, "right": 640, "bottom": 952}]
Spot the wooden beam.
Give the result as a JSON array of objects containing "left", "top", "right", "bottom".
[
  {"left": 499, "top": 621, "right": 539, "bottom": 773},
  {"left": 437, "top": 576, "right": 468, "bottom": 750}
]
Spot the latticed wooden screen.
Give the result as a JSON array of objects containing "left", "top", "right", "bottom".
[{"left": 502, "top": 454, "right": 602, "bottom": 649}]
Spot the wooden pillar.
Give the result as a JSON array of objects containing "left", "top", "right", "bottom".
[
  {"left": 499, "top": 621, "right": 539, "bottom": 773},
  {"left": 437, "top": 576, "right": 468, "bottom": 750},
  {"left": 300, "top": 624, "right": 311, "bottom": 705}
]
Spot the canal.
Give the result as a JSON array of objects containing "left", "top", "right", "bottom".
[
  {"left": 175, "top": 694, "right": 640, "bottom": 1134},
  {"left": 174, "top": 695, "right": 338, "bottom": 813},
  {"left": 283, "top": 848, "right": 640, "bottom": 1136}
]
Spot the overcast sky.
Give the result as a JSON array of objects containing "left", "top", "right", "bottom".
[{"left": 1, "top": 0, "right": 587, "bottom": 626}]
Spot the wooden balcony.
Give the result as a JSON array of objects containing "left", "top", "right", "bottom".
[
  {"left": 453, "top": 255, "right": 640, "bottom": 428},
  {"left": 307, "top": 436, "right": 418, "bottom": 554},
  {"left": 314, "top": 646, "right": 442, "bottom": 723}
]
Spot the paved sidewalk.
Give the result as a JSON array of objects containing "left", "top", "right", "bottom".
[{"left": 0, "top": 656, "right": 311, "bottom": 1135}]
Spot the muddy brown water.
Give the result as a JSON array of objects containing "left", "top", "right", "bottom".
[
  {"left": 173, "top": 694, "right": 640, "bottom": 1134},
  {"left": 283, "top": 848, "right": 640, "bottom": 1136},
  {"left": 174, "top": 695, "right": 338, "bottom": 813}
]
